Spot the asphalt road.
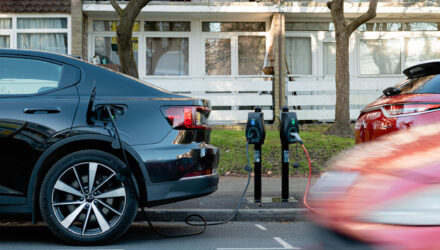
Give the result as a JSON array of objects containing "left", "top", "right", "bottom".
[{"left": 0, "top": 221, "right": 316, "bottom": 249}]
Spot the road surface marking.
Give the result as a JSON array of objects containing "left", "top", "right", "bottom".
[
  {"left": 217, "top": 237, "right": 300, "bottom": 250},
  {"left": 255, "top": 224, "right": 267, "bottom": 231},
  {"left": 274, "top": 237, "right": 296, "bottom": 249}
]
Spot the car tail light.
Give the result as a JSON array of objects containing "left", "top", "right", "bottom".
[
  {"left": 382, "top": 104, "right": 440, "bottom": 116},
  {"left": 162, "top": 106, "right": 210, "bottom": 130}
]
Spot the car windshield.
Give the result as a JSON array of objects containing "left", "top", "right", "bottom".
[{"left": 393, "top": 74, "right": 440, "bottom": 95}]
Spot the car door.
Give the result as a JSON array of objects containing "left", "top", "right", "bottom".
[{"left": 0, "top": 55, "right": 80, "bottom": 204}]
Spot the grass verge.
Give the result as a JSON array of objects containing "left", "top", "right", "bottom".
[{"left": 211, "top": 125, "right": 355, "bottom": 177}]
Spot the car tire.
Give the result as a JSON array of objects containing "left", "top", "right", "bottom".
[{"left": 40, "top": 150, "right": 138, "bottom": 245}]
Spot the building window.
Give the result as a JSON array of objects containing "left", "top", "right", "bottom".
[
  {"left": 286, "top": 37, "right": 312, "bottom": 75},
  {"left": 405, "top": 38, "right": 440, "bottom": 67},
  {"left": 202, "top": 22, "right": 265, "bottom": 32},
  {"left": 146, "top": 37, "right": 189, "bottom": 76},
  {"left": 357, "top": 22, "right": 439, "bottom": 32},
  {"left": 358, "top": 22, "right": 402, "bottom": 32},
  {"left": 360, "top": 39, "right": 401, "bottom": 75},
  {"left": 94, "top": 37, "right": 139, "bottom": 67},
  {"left": 404, "top": 23, "right": 439, "bottom": 31},
  {"left": 17, "top": 18, "right": 67, "bottom": 29},
  {"left": 93, "top": 21, "right": 140, "bottom": 32},
  {"left": 238, "top": 36, "right": 266, "bottom": 75},
  {"left": 202, "top": 22, "right": 267, "bottom": 76},
  {"left": 323, "top": 42, "right": 336, "bottom": 75},
  {"left": 286, "top": 22, "right": 334, "bottom": 31},
  {"left": 0, "top": 16, "right": 71, "bottom": 54},
  {"left": 205, "top": 38, "right": 231, "bottom": 75},
  {"left": 145, "top": 21, "right": 190, "bottom": 32},
  {"left": 0, "top": 36, "right": 10, "bottom": 48},
  {"left": 0, "top": 18, "right": 11, "bottom": 29},
  {"left": 18, "top": 33, "right": 68, "bottom": 54}
]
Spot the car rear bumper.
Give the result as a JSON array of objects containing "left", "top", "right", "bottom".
[
  {"left": 145, "top": 173, "right": 219, "bottom": 207},
  {"left": 132, "top": 137, "right": 220, "bottom": 206}
]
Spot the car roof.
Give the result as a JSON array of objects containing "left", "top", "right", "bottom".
[
  {"left": 403, "top": 59, "right": 440, "bottom": 79},
  {"left": 0, "top": 48, "right": 82, "bottom": 65}
]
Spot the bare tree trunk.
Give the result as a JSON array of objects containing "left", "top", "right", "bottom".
[
  {"left": 326, "top": 0, "right": 377, "bottom": 137},
  {"left": 110, "top": 0, "right": 151, "bottom": 78}
]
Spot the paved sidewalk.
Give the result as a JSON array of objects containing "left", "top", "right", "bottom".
[{"left": 142, "top": 176, "right": 316, "bottom": 222}]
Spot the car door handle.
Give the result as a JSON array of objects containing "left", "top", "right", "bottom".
[{"left": 23, "top": 107, "right": 61, "bottom": 114}]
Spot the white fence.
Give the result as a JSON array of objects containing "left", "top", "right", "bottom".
[
  {"left": 143, "top": 77, "right": 274, "bottom": 124},
  {"left": 287, "top": 77, "right": 405, "bottom": 121}
]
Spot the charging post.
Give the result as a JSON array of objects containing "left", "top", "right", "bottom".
[
  {"left": 280, "top": 106, "right": 300, "bottom": 202},
  {"left": 245, "top": 106, "right": 266, "bottom": 202}
]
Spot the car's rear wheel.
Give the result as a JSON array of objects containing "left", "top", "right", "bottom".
[{"left": 40, "top": 150, "right": 138, "bottom": 244}]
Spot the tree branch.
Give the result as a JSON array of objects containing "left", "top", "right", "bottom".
[
  {"left": 109, "top": 0, "right": 123, "bottom": 16},
  {"left": 346, "top": 0, "right": 378, "bottom": 34}
]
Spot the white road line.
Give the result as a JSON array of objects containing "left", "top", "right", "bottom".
[
  {"left": 274, "top": 237, "right": 299, "bottom": 249},
  {"left": 255, "top": 224, "right": 267, "bottom": 231},
  {"left": 217, "top": 237, "right": 301, "bottom": 250}
]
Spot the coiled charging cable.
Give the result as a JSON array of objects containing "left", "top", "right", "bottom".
[{"left": 106, "top": 105, "right": 253, "bottom": 238}]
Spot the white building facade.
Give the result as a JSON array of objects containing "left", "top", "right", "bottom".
[{"left": 1, "top": 0, "right": 439, "bottom": 124}]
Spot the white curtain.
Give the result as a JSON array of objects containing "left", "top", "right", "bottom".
[
  {"left": 18, "top": 33, "right": 67, "bottom": 54},
  {"left": 17, "top": 18, "right": 67, "bottom": 29},
  {"left": 16, "top": 18, "right": 68, "bottom": 54},
  {"left": 286, "top": 37, "right": 312, "bottom": 75},
  {"left": 323, "top": 42, "right": 336, "bottom": 75},
  {"left": 0, "top": 36, "right": 9, "bottom": 48},
  {"left": 0, "top": 18, "right": 11, "bottom": 29}
]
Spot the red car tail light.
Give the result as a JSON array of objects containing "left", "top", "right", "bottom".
[
  {"left": 382, "top": 104, "right": 440, "bottom": 117},
  {"left": 162, "top": 106, "right": 211, "bottom": 130}
]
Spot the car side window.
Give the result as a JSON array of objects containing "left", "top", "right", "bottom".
[{"left": 0, "top": 57, "right": 63, "bottom": 95}]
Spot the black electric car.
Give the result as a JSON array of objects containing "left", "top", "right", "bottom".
[{"left": 0, "top": 49, "right": 219, "bottom": 244}]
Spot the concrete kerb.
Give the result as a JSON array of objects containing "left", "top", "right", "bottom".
[{"left": 136, "top": 208, "right": 308, "bottom": 222}]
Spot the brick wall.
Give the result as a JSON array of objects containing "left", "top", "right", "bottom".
[{"left": 71, "top": 0, "right": 83, "bottom": 57}]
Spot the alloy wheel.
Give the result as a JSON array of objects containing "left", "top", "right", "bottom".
[{"left": 51, "top": 162, "right": 126, "bottom": 236}]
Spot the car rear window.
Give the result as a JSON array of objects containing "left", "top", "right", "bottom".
[
  {"left": 0, "top": 56, "right": 62, "bottom": 95},
  {"left": 395, "top": 74, "right": 440, "bottom": 94}
]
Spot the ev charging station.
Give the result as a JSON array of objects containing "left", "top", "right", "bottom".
[
  {"left": 245, "top": 106, "right": 266, "bottom": 202},
  {"left": 280, "top": 106, "right": 301, "bottom": 202},
  {"left": 245, "top": 106, "right": 305, "bottom": 204}
]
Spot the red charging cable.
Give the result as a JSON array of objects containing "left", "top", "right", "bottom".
[{"left": 301, "top": 144, "right": 321, "bottom": 214}]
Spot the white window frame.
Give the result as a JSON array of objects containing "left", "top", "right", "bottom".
[
  {"left": 89, "top": 18, "right": 192, "bottom": 78},
  {"left": 88, "top": 17, "right": 270, "bottom": 78},
  {"left": 144, "top": 33, "right": 191, "bottom": 78},
  {"left": 355, "top": 30, "right": 440, "bottom": 77},
  {"left": 0, "top": 14, "right": 71, "bottom": 54},
  {"left": 200, "top": 20, "right": 269, "bottom": 78},
  {"left": 92, "top": 34, "right": 140, "bottom": 67},
  {"left": 285, "top": 31, "right": 318, "bottom": 78}
]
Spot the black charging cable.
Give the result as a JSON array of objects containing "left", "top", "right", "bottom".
[{"left": 105, "top": 105, "right": 253, "bottom": 238}]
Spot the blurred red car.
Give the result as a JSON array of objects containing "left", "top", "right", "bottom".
[
  {"left": 310, "top": 124, "right": 440, "bottom": 250},
  {"left": 355, "top": 60, "right": 440, "bottom": 144}
]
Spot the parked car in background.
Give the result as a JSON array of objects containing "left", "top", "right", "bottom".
[
  {"left": 310, "top": 124, "right": 440, "bottom": 250},
  {"left": 0, "top": 49, "right": 219, "bottom": 244},
  {"left": 355, "top": 60, "right": 440, "bottom": 143}
]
